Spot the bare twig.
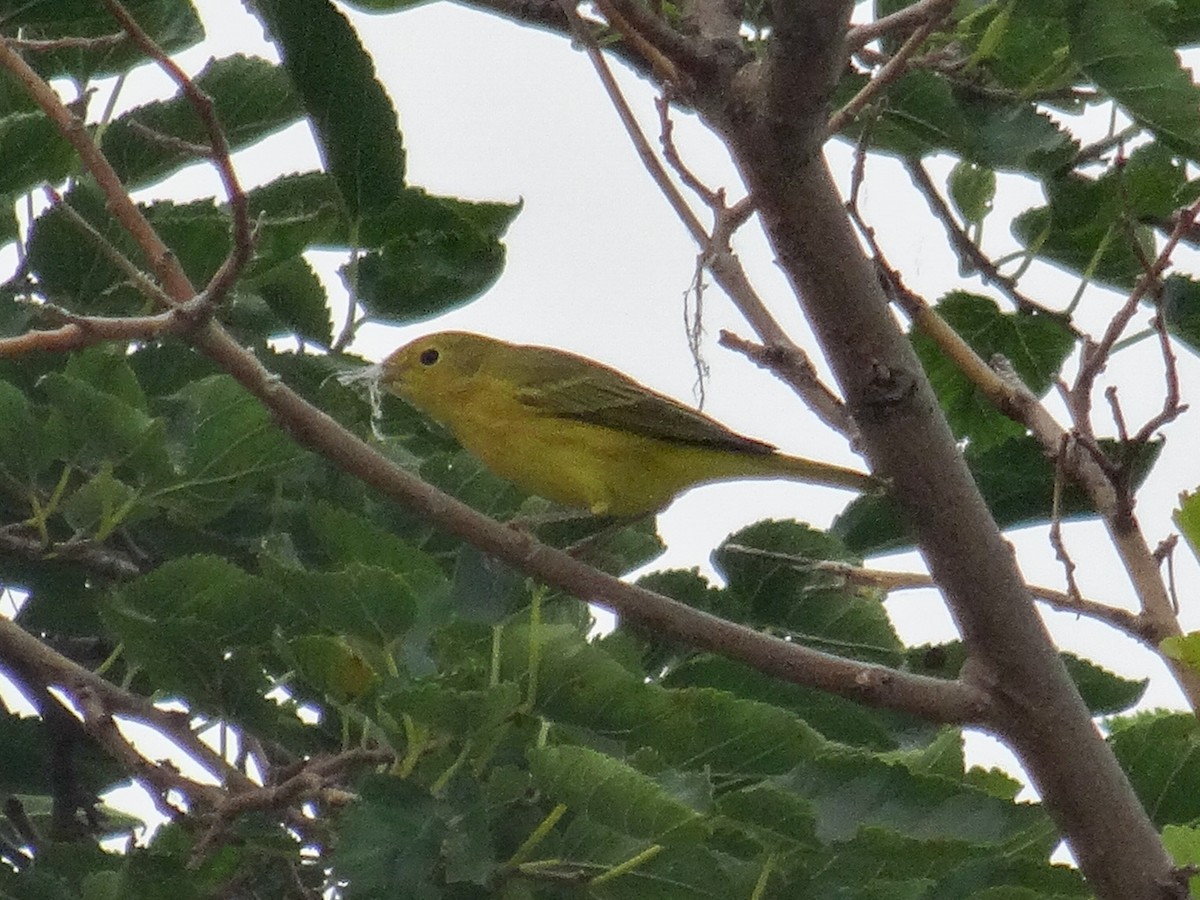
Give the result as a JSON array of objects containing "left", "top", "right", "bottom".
[
  {"left": 828, "top": 1, "right": 955, "bottom": 135},
  {"left": 903, "top": 158, "right": 1078, "bottom": 326},
  {"left": 1071, "top": 196, "right": 1200, "bottom": 431},
  {"left": 847, "top": 0, "right": 958, "bottom": 51},
  {"left": 719, "top": 330, "right": 860, "bottom": 446},
  {"left": 102, "top": 0, "right": 255, "bottom": 311},
  {"left": 722, "top": 543, "right": 1149, "bottom": 642}
]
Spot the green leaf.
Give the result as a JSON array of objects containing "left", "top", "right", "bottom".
[
  {"left": 246, "top": 0, "right": 406, "bottom": 219},
  {"left": 1162, "top": 273, "right": 1200, "bottom": 356},
  {"left": 1068, "top": 0, "right": 1200, "bottom": 159},
  {"left": 529, "top": 745, "right": 707, "bottom": 843},
  {"left": 778, "top": 747, "right": 1057, "bottom": 850},
  {"left": 837, "top": 70, "right": 1077, "bottom": 174},
  {"left": 103, "top": 555, "right": 283, "bottom": 718},
  {"left": 102, "top": 54, "right": 304, "bottom": 189},
  {"left": 911, "top": 292, "right": 1075, "bottom": 449},
  {"left": 354, "top": 197, "right": 512, "bottom": 323},
  {"left": 1059, "top": 652, "right": 1147, "bottom": 715},
  {"left": 663, "top": 654, "right": 928, "bottom": 749},
  {"left": 0, "top": 380, "right": 49, "bottom": 481},
  {"left": 510, "top": 629, "right": 827, "bottom": 776},
  {"left": 712, "top": 520, "right": 904, "bottom": 665},
  {"left": 240, "top": 255, "right": 333, "bottom": 345},
  {"left": 1174, "top": 489, "right": 1200, "bottom": 562},
  {"left": 39, "top": 369, "right": 170, "bottom": 478},
  {"left": 27, "top": 182, "right": 149, "bottom": 315},
  {"left": 835, "top": 436, "right": 1163, "bottom": 554},
  {"left": 957, "top": 0, "right": 1076, "bottom": 96},
  {"left": 1109, "top": 712, "right": 1200, "bottom": 827},
  {"left": 0, "top": 112, "right": 76, "bottom": 196},
  {"left": 1163, "top": 824, "right": 1200, "bottom": 899},
  {"left": 156, "top": 375, "right": 306, "bottom": 524},
  {"left": 270, "top": 562, "right": 421, "bottom": 642},
  {"left": 2, "top": 0, "right": 204, "bottom": 80},
  {"left": 333, "top": 777, "right": 445, "bottom": 900},
  {"left": 1012, "top": 173, "right": 1154, "bottom": 289},
  {"left": 949, "top": 161, "right": 996, "bottom": 225},
  {"left": 287, "top": 634, "right": 378, "bottom": 702}
]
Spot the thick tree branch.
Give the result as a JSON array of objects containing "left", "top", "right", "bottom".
[{"left": 688, "top": 2, "right": 1180, "bottom": 896}]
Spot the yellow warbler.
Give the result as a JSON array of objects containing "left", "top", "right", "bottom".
[{"left": 378, "top": 331, "right": 875, "bottom": 517}]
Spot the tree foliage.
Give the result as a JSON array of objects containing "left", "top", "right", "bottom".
[{"left": 0, "top": 0, "right": 1199, "bottom": 898}]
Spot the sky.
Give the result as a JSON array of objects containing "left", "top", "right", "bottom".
[{"left": 5, "top": 0, "right": 1200, "bottom": 837}]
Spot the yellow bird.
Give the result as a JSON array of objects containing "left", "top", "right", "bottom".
[{"left": 378, "top": 332, "right": 875, "bottom": 517}]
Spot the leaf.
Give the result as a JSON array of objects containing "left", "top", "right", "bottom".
[
  {"left": 835, "top": 436, "right": 1163, "bottom": 554},
  {"left": 508, "top": 629, "right": 827, "bottom": 776},
  {"left": 663, "top": 654, "right": 931, "bottom": 750},
  {"left": 240, "top": 255, "right": 333, "bottom": 345},
  {"left": 1163, "top": 824, "right": 1200, "bottom": 899},
  {"left": 1068, "top": 0, "right": 1200, "bottom": 160},
  {"left": 102, "top": 54, "right": 304, "bottom": 189},
  {"left": 949, "top": 161, "right": 996, "bottom": 225},
  {"left": 777, "top": 747, "right": 1057, "bottom": 850},
  {"left": 712, "top": 520, "right": 904, "bottom": 665},
  {"left": 1162, "top": 274, "right": 1200, "bottom": 356},
  {"left": 2, "top": 0, "right": 203, "bottom": 80},
  {"left": 1012, "top": 173, "right": 1155, "bottom": 289},
  {"left": 529, "top": 745, "right": 707, "bottom": 843},
  {"left": 1109, "top": 712, "right": 1200, "bottom": 827},
  {"left": 0, "top": 112, "right": 76, "bottom": 196},
  {"left": 837, "top": 69, "right": 1077, "bottom": 174},
  {"left": 157, "top": 375, "right": 306, "bottom": 523},
  {"left": 911, "top": 292, "right": 1075, "bottom": 449},
  {"left": 0, "top": 380, "right": 49, "bottom": 481},
  {"left": 246, "top": 0, "right": 407, "bottom": 219},
  {"left": 907, "top": 642, "right": 1146, "bottom": 717},
  {"left": 333, "top": 777, "right": 445, "bottom": 900},
  {"left": 354, "top": 198, "right": 511, "bottom": 323},
  {"left": 1174, "top": 489, "right": 1200, "bottom": 562},
  {"left": 103, "top": 556, "right": 284, "bottom": 719}
]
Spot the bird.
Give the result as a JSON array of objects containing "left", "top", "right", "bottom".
[{"left": 376, "top": 331, "right": 876, "bottom": 517}]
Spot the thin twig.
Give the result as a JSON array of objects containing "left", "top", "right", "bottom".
[
  {"left": 846, "top": 0, "right": 958, "bottom": 51},
  {"left": 102, "top": 0, "right": 255, "bottom": 311},
  {"left": 902, "top": 158, "right": 1078, "bottom": 327},
  {"left": 1071, "top": 195, "right": 1200, "bottom": 432},
  {"left": 721, "top": 544, "right": 1148, "bottom": 642},
  {"left": 828, "top": 1, "right": 955, "bottom": 136}
]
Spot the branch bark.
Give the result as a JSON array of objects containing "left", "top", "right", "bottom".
[{"left": 681, "top": 2, "right": 1179, "bottom": 897}]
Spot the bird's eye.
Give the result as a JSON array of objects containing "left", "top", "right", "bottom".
[{"left": 419, "top": 348, "right": 440, "bottom": 366}]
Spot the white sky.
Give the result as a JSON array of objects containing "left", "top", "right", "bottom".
[{"left": 5, "top": 0, "right": 1200, "bottom": 840}]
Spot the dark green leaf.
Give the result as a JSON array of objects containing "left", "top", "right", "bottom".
[
  {"left": 1068, "top": 0, "right": 1200, "bottom": 159},
  {"left": 949, "top": 161, "right": 996, "bottom": 225},
  {"left": 837, "top": 70, "right": 1076, "bottom": 174},
  {"left": 1, "top": 0, "right": 203, "bottom": 80},
  {"left": 835, "top": 436, "right": 1163, "bottom": 554},
  {"left": 1163, "top": 273, "right": 1200, "bottom": 355},
  {"left": 246, "top": 0, "right": 406, "bottom": 218},
  {"left": 0, "top": 112, "right": 76, "bottom": 196},
  {"left": 1012, "top": 173, "right": 1155, "bottom": 288},
  {"left": 712, "top": 520, "right": 904, "bottom": 665},
  {"left": 102, "top": 54, "right": 304, "bottom": 189},
  {"left": 1109, "top": 712, "right": 1200, "bottom": 827},
  {"left": 529, "top": 745, "right": 706, "bottom": 842},
  {"left": 333, "top": 777, "right": 444, "bottom": 900},
  {"left": 911, "top": 292, "right": 1075, "bottom": 449},
  {"left": 157, "top": 375, "right": 306, "bottom": 523},
  {"left": 240, "top": 255, "right": 332, "bottom": 345}
]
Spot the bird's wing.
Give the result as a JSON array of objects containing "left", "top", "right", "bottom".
[{"left": 506, "top": 346, "right": 775, "bottom": 454}]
